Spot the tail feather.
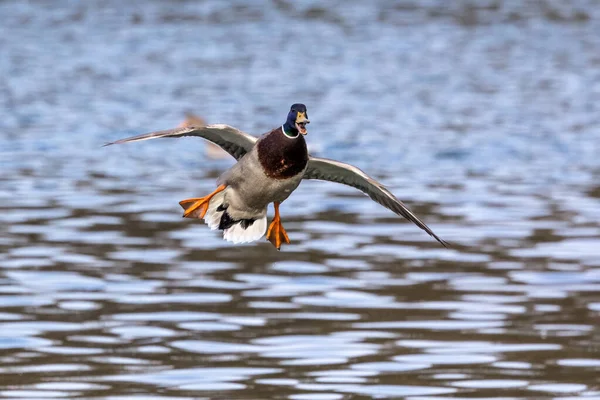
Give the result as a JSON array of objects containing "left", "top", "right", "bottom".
[
  {"left": 223, "top": 216, "right": 267, "bottom": 244},
  {"left": 193, "top": 191, "right": 266, "bottom": 244},
  {"left": 205, "top": 196, "right": 226, "bottom": 230}
]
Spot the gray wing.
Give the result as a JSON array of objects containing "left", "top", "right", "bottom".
[
  {"left": 303, "top": 157, "right": 448, "bottom": 247},
  {"left": 104, "top": 124, "right": 257, "bottom": 160}
]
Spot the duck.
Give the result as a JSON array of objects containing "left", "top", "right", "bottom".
[{"left": 105, "top": 104, "right": 448, "bottom": 250}]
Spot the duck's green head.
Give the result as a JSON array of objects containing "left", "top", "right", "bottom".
[{"left": 283, "top": 103, "right": 310, "bottom": 137}]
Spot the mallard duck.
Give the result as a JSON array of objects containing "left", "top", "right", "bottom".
[{"left": 105, "top": 104, "right": 447, "bottom": 249}]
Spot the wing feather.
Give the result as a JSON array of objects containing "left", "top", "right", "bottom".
[
  {"left": 104, "top": 124, "right": 257, "bottom": 160},
  {"left": 303, "top": 157, "right": 448, "bottom": 247}
]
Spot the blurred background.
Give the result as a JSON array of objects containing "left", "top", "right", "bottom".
[{"left": 1, "top": 0, "right": 600, "bottom": 398}]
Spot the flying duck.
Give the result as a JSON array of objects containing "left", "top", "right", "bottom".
[{"left": 105, "top": 104, "right": 447, "bottom": 249}]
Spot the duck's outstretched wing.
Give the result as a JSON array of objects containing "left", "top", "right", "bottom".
[
  {"left": 104, "top": 124, "right": 257, "bottom": 160},
  {"left": 303, "top": 156, "right": 448, "bottom": 247}
]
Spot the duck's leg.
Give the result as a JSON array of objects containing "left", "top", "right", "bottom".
[
  {"left": 266, "top": 202, "right": 291, "bottom": 250},
  {"left": 179, "top": 184, "right": 226, "bottom": 219}
]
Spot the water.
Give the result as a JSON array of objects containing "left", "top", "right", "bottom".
[{"left": 1, "top": 0, "right": 600, "bottom": 398}]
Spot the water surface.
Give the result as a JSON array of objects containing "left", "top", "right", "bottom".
[{"left": 1, "top": 1, "right": 600, "bottom": 399}]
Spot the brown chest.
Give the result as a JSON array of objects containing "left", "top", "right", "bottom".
[{"left": 257, "top": 129, "right": 308, "bottom": 180}]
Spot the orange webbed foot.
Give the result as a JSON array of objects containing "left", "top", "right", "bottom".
[
  {"left": 266, "top": 202, "right": 291, "bottom": 250},
  {"left": 266, "top": 217, "right": 291, "bottom": 250},
  {"left": 179, "top": 184, "right": 226, "bottom": 219}
]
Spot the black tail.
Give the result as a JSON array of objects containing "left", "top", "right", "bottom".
[{"left": 217, "top": 205, "right": 256, "bottom": 231}]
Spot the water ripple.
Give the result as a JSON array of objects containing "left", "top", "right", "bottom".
[{"left": 1, "top": 1, "right": 600, "bottom": 398}]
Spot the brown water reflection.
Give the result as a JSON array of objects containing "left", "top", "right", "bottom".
[{"left": 2, "top": 0, "right": 600, "bottom": 399}]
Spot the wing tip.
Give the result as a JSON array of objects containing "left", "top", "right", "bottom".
[
  {"left": 102, "top": 138, "right": 129, "bottom": 147},
  {"left": 439, "top": 238, "right": 451, "bottom": 249},
  {"left": 431, "top": 234, "right": 451, "bottom": 249}
]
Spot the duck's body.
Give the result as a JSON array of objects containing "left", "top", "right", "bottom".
[
  {"left": 222, "top": 126, "right": 308, "bottom": 211},
  {"left": 105, "top": 104, "right": 448, "bottom": 250}
]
